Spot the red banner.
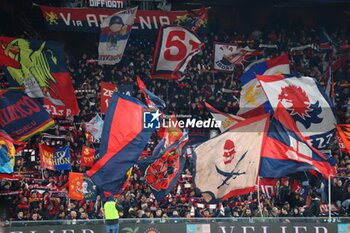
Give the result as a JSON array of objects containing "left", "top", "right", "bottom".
[
  {"left": 69, "top": 172, "right": 84, "bottom": 200},
  {"left": 100, "top": 81, "right": 116, "bottom": 113},
  {"left": 39, "top": 6, "right": 208, "bottom": 34},
  {"left": 39, "top": 144, "right": 55, "bottom": 170},
  {"left": 81, "top": 146, "right": 96, "bottom": 167}
]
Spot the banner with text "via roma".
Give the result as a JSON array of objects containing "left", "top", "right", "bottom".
[{"left": 39, "top": 5, "right": 208, "bottom": 34}]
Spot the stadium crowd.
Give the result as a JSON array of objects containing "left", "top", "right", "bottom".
[{"left": 0, "top": 20, "right": 350, "bottom": 223}]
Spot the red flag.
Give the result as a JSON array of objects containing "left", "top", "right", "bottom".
[
  {"left": 259, "top": 178, "right": 279, "bottom": 198},
  {"left": 39, "top": 144, "right": 55, "bottom": 170},
  {"left": 81, "top": 146, "right": 96, "bottom": 167},
  {"left": 100, "top": 81, "right": 116, "bottom": 114},
  {"left": 43, "top": 72, "right": 79, "bottom": 118},
  {"left": 69, "top": 172, "right": 84, "bottom": 200}
]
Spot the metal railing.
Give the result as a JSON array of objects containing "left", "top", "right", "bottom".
[{"left": 5, "top": 217, "right": 350, "bottom": 227}]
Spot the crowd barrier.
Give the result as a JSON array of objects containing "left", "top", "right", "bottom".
[{"left": 2, "top": 218, "right": 350, "bottom": 233}]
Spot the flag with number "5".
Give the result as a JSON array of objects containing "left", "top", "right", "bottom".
[{"left": 151, "top": 26, "right": 203, "bottom": 80}]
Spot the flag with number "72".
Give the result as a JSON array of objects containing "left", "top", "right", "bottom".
[{"left": 151, "top": 26, "right": 203, "bottom": 80}]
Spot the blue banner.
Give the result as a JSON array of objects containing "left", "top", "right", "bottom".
[
  {"left": 53, "top": 146, "right": 72, "bottom": 171},
  {"left": 0, "top": 90, "right": 54, "bottom": 141}
]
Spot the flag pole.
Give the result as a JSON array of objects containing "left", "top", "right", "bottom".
[
  {"left": 257, "top": 176, "right": 262, "bottom": 217},
  {"left": 328, "top": 175, "right": 331, "bottom": 221}
]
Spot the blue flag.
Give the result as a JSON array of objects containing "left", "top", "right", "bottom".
[{"left": 53, "top": 146, "right": 72, "bottom": 171}]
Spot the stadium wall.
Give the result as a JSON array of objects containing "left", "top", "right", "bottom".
[{"left": 3, "top": 221, "right": 345, "bottom": 233}]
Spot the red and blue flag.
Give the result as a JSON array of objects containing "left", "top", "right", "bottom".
[
  {"left": 86, "top": 93, "right": 155, "bottom": 194},
  {"left": 139, "top": 128, "right": 189, "bottom": 201},
  {"left": 0, "top": 36, "right": 79, "bottom": 118},
  {"left": 39, "top": 144, "right": 72, "bottom": 171},
  {"left": 137, "top": 76, "right": 166, "bottom": 110},
  {"left": 260, "top": 103, "right": 336, "bottom": 179}
]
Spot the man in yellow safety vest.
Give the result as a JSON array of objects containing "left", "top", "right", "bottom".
[{"left": 104, "top": 195, "right": 120, "bottom": 233}]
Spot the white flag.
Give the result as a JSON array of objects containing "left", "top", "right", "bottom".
[
  {"left": 194, "top": 115, "right": 269, "bottom": 200},
  {"left": 98, "top": 7, "right": 137, "bottom": 65},
  {"left": 85, "top": 114, "right": 104, "bottom": 140}
]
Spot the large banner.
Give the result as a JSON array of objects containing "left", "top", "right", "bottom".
[
  {"left": 87, "top": 93, "right": 155, "bottom": 194},
  {"left": 151, "top": 26, "right": 202, "bottom": 79},
  {"left": 0, "top": 36, "right": 79, "bottom": 118},
  {"left": 216, "top": 223, "right": 337, "bottom": 233},
  {"left": 39, "top": 6, "right": 208, "bottom": 34},
  {"left": 98, "top": 7, "right": 137, "bottom": 65}
]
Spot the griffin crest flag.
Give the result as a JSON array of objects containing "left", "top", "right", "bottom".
[
  {"left": 151, "top": 26, "right": 203, "bottom": 80},
  {"left": 0, "top": 36, "right": 79, "bottom": 118},
  {"left": 194, "top": 114, "right": 269, "bottom": 200},
  {"left": 138, "top": 118, "right": 188, "bottom": 201},
  {"left": 257, "top": 74, "right": 337, "bottom": 150}
]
